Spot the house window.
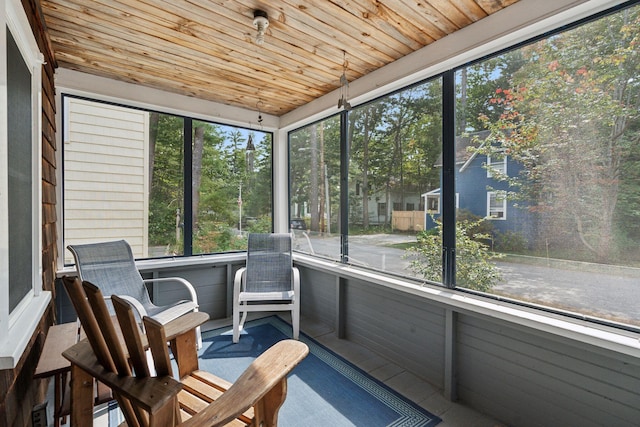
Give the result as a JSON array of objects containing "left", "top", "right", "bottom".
[
  {"left": 393, "top": 202, "right": 402, "bottom": 211},
  {"left": 487, "top": 191, "right": 507, "bottom": 220},
  {"left": 406, "top": 203, "right": 415, "bottom": 211},
  {"left": 425, "top": 192, "right": 459, "bottom": 214},
  {"left": 378, "top": 203, "right": 387, "bottom": 217},
  {"left": 1, "top": 0, "right": 48, "bottom": 369},
  {"left": 487, "top": 154, "right": 507, "bottom": 178},
  {"left": 426, "top": 194, "right": 440, "bottom": 213},
  {"left": 62, "top": 96, "right": 273, "bottom": 261}
]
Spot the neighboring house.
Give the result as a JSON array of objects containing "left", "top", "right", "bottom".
[
  {"left": 423, "top": 131, "right": 537, "bottom": 245},
  {"left": 351, "top": 180, "right": 424, "bottom": 227},
  {"left": 63, "top": 97, "right": 150, "bottom": 262}
]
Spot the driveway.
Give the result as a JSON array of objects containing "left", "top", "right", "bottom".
[{"left": 295, "top": 232, "right": 640, "bottom": 327}]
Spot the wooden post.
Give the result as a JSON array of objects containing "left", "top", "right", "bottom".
[{"left": 70, "top": 364, "right": 94, "bottom": 426}]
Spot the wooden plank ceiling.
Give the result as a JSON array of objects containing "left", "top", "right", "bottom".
[{"left": 40, "top": 0, "right": 519, "bottom": 116}]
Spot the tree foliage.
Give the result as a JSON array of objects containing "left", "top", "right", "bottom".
[
  {"left": 405, "top": 217, "right": 503, "bottom": 292},
  {"left": 471, "top": 7, "right": 640, "bottom": 262},
  {"left": 149, "top": 117, "right": 272, "bottom": 254}
]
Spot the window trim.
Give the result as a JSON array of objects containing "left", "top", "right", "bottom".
[
  {"left": 487, "top": 191, "right": 507, "bottom": 220},
  {"left": 0, "top": 0, "right": 49, "bottom": 370},
  {"left": 293, "top": 252, "right": 640, "bottom": 358},
  {"left": 424, "top": 190, "right": 459, "bottom": 215},
  {"left": 486, "top": 154, "right": 507, "bottom": 178},
  {"left": 426, "top": 193, "right": 441, "bottom": 214}
]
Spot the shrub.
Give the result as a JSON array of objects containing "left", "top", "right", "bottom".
[
  {"left": 404, "top": 217, "right": 503, "bottom": 292},
  {"left": 494, "top": 230, "right": 527, "bottom": 253}
]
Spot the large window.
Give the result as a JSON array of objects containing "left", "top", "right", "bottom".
[
  {"left": 288, "top": 2, "right": 640, "bottom": 330},
  {"left": 289, "top": 115, "right": 341, "bottom": 260},
  {"left": 1, "top": 0, "right": 47, "bottom": 369},
  {"left": 453, "top": 2, "right": 640, "bottom": 327},
  {"left": 62, "top": 96, "right": 272, "bottom": 262},
  {"left": 349, "top": 80, "right": 443, "bottom": 271}
]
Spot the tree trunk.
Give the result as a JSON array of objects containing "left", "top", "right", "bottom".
[
  {"left": 318, "top": 123, "right": 326, "bottom": 233},
  {"left": 192, "top": 125, "right": 205, "bottom": 234},
  {"left": 310, "top": 126, "right": 320, "bottom": 231},
  {"left": 362, "top": 114, "right": 370, "bottom": 229},
  {"left": 148, "top": 112, "right": 159, "bottom": 192}
]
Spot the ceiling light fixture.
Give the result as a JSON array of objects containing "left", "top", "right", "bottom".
[
  {"left": 337, "top": 51, "right": 351, "bottom": 110},
  {"left": 253, "top": 10, "right": 269, "bottom": 45}
]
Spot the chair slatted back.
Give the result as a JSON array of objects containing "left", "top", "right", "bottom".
[
  {"left": 245, "top": 233, "right": 293, "bottom": 293},
  {"left": 141, "top": 315, "right": 174, "bottom": 378},
  {"left": 68, "top": 240, "right": 153, "bottom": 312},
  {"left": 111, "top": 295, "right": 151, "bottom": 378},
  {"left": 62, "top": 276, "right": 145, "bottom": 427},
  {"left": 112, "top": 295, "right": 181, "bottom": 425},
  {"left": 82, "top": 282, "right": 132, "bottom": 376}
]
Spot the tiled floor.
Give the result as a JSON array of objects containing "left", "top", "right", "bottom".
[{"left": 50, "top": 313, "right": 506, "bottom": 426}]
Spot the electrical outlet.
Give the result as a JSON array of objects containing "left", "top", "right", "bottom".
[{"left": 31, "top": 401, "right": 47, "bottom": 427}]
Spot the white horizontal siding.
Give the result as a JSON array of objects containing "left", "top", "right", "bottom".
[
  {"left": 64, "top": 98, "right": 149, "bottom": 263},
  {"left": 64, "top": 209, "right": 143, "bottom": 220},
  {"left": 64, "top": 138, "right": 145, "bottom": 158}
]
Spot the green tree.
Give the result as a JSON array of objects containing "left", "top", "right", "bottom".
[
  {"left": 474, "top": 6, "right": 640, "bottom": 262},
  {"left": 149, "top": 115, "right": 184, "bottom": 249},
  {"left": 405, "top": 217, "right": 503, "bottom": 292}
]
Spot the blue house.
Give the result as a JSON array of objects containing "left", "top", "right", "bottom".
[{"left": 423, "top": 131, "right": 537, "bottom": 247}]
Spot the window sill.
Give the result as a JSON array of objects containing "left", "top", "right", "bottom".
[
  {"left": 56, "top": 252, "right": 247, "bottom": 278},
  {"left": 0, "top": 291, "right": 51, "bottom": 370},
  {"left": 293, "top": 253, "right": 640, "bottom": 359}
]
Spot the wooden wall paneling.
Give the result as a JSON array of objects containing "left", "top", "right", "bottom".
[
  {"left": 298, "top": 266, "right": 336, "bottom": 327},
  {"left": 344, "top": 277, "right": 446, "bottom": 386},
  {"left": 456, "top": 313, "right": 640, "bottom": 427}
]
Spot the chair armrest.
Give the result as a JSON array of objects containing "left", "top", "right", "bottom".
[
  {"left": 233, "top": 267, "right": 247, "bottom": 296},
  {"left": 142, "top": 277, "right": 199, "bottom": 307},
  {"left": 163, "top": 311, "right": 209, "bottom": 341},
  {"left": 292, "top": 266, "right": 300, "bottom": 294},
  {"left": 62, "top": 340, "right": 182, "bottom": 413},
  {"left": 182, "top": 339, "right": 309, "bottom": 427}
]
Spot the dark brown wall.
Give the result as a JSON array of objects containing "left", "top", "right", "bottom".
[{"left": 0, "top": 1, "right": 58, "bottom": 426}]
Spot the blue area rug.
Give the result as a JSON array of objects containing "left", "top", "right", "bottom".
[{"left": 199, "top": 316, "right": 441, "bottom": 427}]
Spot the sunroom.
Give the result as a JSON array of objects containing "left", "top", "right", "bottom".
[{"left": 2, "top": 0, "right": 640, "bottom": 426}]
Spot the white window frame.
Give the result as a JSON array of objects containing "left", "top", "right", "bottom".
[
  {"left": 426, "top": 192, "right": 441, "bottom": 214},
  {"left": 487, "top": 154, "right": 507, "bottom": 178},
  {"left": 487, "top": 191, "right": 507, "bottom": 220},
  {"left": 0, "top": 0, "right": 50, "bottom": 369},
  {"left": 425, "top": 190, "right": 459, "bottom": 215}
]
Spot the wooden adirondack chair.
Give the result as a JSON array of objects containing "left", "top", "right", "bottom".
[{"left": 61, "top": 276, "right": 308, "bottom": 427}]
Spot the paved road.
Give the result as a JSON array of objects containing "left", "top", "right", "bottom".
[
  {"left": 493, "top": 260, "right": 640, "bottom": 325},
  {"left": 294, "top": 232, "right": 640, "bottom": 327}
]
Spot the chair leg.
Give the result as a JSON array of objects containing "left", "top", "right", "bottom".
[
  {"left": 233, "top": 309, "right": 248, "bottom": 343},
  {"left": 291, "top": 308, "right": 300, "bottom": 341},
  {"left": 253, "top": 377, "right": 287, "bottom": 427},
  {"left": 233, "top": 306, "right": 241, "bottom": 343},
  {"left": 196, "top": 325, "right": 202, "bottom": 350}
]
